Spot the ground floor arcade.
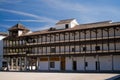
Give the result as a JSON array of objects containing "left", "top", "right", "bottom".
[{"left": 4, "top": 55, "right": 120, "bottom": 72}]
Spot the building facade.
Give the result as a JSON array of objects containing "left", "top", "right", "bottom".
[
  {"left": 3, "top": 19, "right": 120, "bottom": 72},
  {"left": 0, "top": 32, "right": 8, "bottom": 69}
]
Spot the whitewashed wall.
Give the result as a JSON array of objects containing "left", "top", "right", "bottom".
[
  {"left": 85, "top": 56, "right": 97, "bottom": 70},
  {"left": 65, "top": 57, "right": 72, "bottom": 70},
  {"left": 113, "top": 55, "right": 120, "bottom": 70},
  {"left": 50, "top": 61, "right": 60, "bottom": 70},
  {"left": 55, "top": 24, "right": 67, "bottom": 30},
  {"left": 55, "top": 19, "right": 78, "bottom": 30},
  {"left": 99, "top": 56, "right": 112, "bottom": 70},
  {"left": 39, "top": 61, "right": 49, "bottom": 70},
  {"left": 76, "top": 57, "right": 84, "bottom": 70},
  {"left": 0, "top": 36, "right": 6, "bottom": 68},
  {"left": 70, "top": 19, "right": 79, "bottom": 28}
]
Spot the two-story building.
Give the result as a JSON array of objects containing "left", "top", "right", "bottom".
[{"left": 3, "top": 19, "right": 120, "bottom": 72}]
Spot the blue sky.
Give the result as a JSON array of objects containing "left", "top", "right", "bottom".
[{"left": 0, "top": 0, "right": 120, "bottom": 32}]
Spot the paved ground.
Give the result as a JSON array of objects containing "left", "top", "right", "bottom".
[{"left": 0, "top": 72, "right": 120, "bottom": 80}]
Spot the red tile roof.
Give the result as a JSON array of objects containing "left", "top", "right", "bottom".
[
  {"left": 8, "top": 23, "right": 30, "bottom": 31},
  {"left": 22, "top": 20, "right": 120, "bottom": 36},
  {"left": 56, "top": 18, "right": 75, "bottom": 25}
]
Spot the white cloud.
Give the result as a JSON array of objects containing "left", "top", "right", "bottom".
[
  {"left": 0, "top": 8, "right": 57, "bottom": 23},
  {"left": 0, "top": 24, "right": 10, "bottom": 28},
  {"left": 42, "top": 0, "right": 89, "bottom": 12},
  {"left": 4, "top": 19, "right": 52, "bottom": 22},
  {"left": 42, "top": 0, "right": 120, "bottom": 22},
  {"left": 0, "top": 0, "right": 23, "bottom": 4},
  {"left": 30, "top": 25, "right": 52, "bottom": 31},
  {"left": 42, "top": 0, "right": 119, "bottom": 13}
]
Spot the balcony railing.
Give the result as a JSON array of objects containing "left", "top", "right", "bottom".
[
  {"left": 4, "top": 49, "right": 120, "bottom": 56},
  {"left": 4, "top": 35, "right": 120, "bottom": 47}
]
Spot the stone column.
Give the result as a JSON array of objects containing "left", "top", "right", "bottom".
[
  {"left": 16, "top": 58, "right": 18, "bottom": 71},
  {"left": 11, "top": 58, "right": 13, "bottom": 70},
  {"left": 24, "top": 57, "right": 27, "bottom": 71},
  {"left": 7, "top": 57, "right": 10, "bottom": 71}
]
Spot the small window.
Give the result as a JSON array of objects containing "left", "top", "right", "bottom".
[
  {"left": 50, "top": 62, "right": 55, "bottom": 68},
  {"left": 95, "top": 46, "right": 100, "bottom": 51},
  {"left": 72, "top": 48, "right": 75, "bottom": 52},
  {"left": 83, "top": 47, "right": 86, "bottom": 51},
  {"left": 50, "top": 48, "right": 56, "bottom": 53},
  {"left": 65, "top": 24, "right": 69, "bottom": 29}
]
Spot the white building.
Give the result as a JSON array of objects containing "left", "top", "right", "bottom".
[
  {"left": 0, "top": 32, "right": 7, "bottom": 69},
  {"left": 3, "top": 19, "right": 120, "bottom": 72}
]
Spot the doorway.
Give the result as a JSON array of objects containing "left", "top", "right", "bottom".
[
  {"left": 61, "top": 57, "right": 65, "bottom": 71},
  {"left": 95, "top": 61, "right": 100, "bottom": 71},
  {"left": 73, "top": 61, "right": 77, "bottom": 71}
]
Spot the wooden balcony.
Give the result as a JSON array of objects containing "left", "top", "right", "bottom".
[
  {"left": 24, "top": 50, "right": 120, "bottom": 57},
  {"left": 25, "top": 36, "right": 120, "bottom": 46}
]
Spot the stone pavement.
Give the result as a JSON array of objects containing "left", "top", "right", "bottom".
[{"left": 0, "top": 72, "right": 120, "bottom": 80}]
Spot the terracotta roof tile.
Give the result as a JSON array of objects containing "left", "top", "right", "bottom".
[
  {"left": 8, "top": 23, "right": 30, "bottom": 31},
  {"left": 56, "top": 18, "right": 75, "bottom": 25},
  {"left": 21, "top": 21, "right": 120, "bottom": 36}
]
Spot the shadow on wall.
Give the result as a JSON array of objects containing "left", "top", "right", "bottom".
[{"left": 106, "top": 75, "right": 120, "bottom": 80}]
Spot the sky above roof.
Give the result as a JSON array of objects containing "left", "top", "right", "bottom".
[{"left": 0, "top": 0, "right": 120, "bottom": 32}]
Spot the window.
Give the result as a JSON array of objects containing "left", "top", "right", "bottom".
[
  {"left": 65, "top": 24, "right": 69, "bottom": 29},
  {"left": 95, "top": 46, "right": 100, "bottom": 51},
  {"left": 72, "top": 48, "right": 75, "bottom": 52},
  {"left": 50, "top": 48, "right": 56, "bottom": 53},
  {"left": 50, "top": 62, "right": 55, "bottom": 68},
  {"left": 83, "top": 47, "right": 86, "bottom": 51}
]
